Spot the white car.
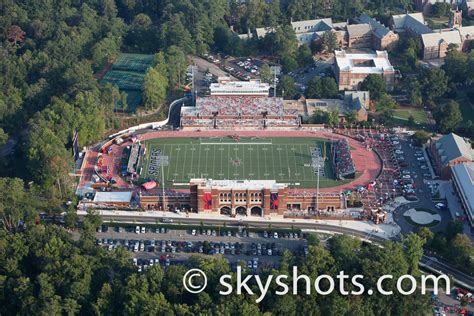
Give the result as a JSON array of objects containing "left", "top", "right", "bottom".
[
  {"left": 395, "top": 150, "right": 404, "bottom": 154},
  {"left": 435, "top": 203, "right": 445, "bottom": 209},
  {"left": 402, "top": 175, "right": 411, "bottom": 179},
  {"left": 191, "top": 229, "right": 196, "bottom": 236},
  {"left": 135, "top": 226, "right": 140, "bottom": 234},
  {"left": 141, "top": 226, "right": 146, "bottom": 234},
  {"left": 273, "top": 232, "right": 278, "bottom": 239}
]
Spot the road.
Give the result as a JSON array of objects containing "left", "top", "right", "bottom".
[{"left": 83, "top": 213, "right": 474, "bottom": 289}]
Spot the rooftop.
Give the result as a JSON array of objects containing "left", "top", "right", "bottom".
[
  {"left": 452, "top": 162, "right": 474, "bottom": 219},
  {"left": 210, "top": 78, "right": 270, "bottom": 96},
  {"left": 392, "top": 12, "right": 432, "bottom": 35},
  {"left": 435, "top": 133, "right": 473, "bottom": 166},
  {"left": 291, "top": 18, "right": 333, "bottom": 34},
  {"left": 190, "top": 178, "right": 287, "bottom": 190},
  {"left": 93, "top": 191, "right": 133, "bottom": 203},
  {"left": 357, "top": 13, "right": 394, "bottom": 38},
  {"left": 335, "top": 50, "right": 395, "bottom": 74}
]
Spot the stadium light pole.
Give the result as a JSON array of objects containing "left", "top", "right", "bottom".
[
  {"left": 316, "top": 164, "right": 320, "bottom": 212},
  {"left": 161, "top": 161, "right": 166, "bottom": 211}
]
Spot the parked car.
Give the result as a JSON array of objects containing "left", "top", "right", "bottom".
[{"left": 435, "top": 203, "right": 445, "bottom": 210}]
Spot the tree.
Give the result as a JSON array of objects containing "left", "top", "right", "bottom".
[
  {"left": 376, "top": 93, "right": 398, "bottom": 122},
  {"left": 305, "top": 76, "right": 322, "bottom": 98},
  {"left": 412, "top": 130, "right": 431, "bottom": 146},
  {"left": 420, "top": 68, "right": 448, "bottom": 102},
  {"left": 321, "top": 77, "right": 338, "bottom": 98},
  {"left": 408, "top": 79, "right": 423, "bottom": 107},
  {"left": 277, "top": 75, "right": 296, "bottom": 98},
  {"left": 360, "top": 74, "right": 387, "bottom": 100},
  {"left": 402, "top": 233, "right": 425, "bottom": 275},
  {"left": 448, "top": 234, "right": 473, "bottom": 268},
  {"left": 345, "top": 110, "right": 358, "bottom": 125},
  {"left": 442, "top": 50, "right": 468, "bottom": 83},
  {"left": 166, "top": 45, "right": 187, "bottom": 89},
  {"left": 327, "top": 109, "right": 340, "bottom": 126},
  {"left": 259, "top": 64, "right": 272, "bottom": 83},
  {"left": 0, "top": 128, "right": 8, "bottom": 148},
  {"left": 281, "top": 55, "right": 298, "bottom": 72},
  {"left": 143, "top": 68, "right": 167, "bottom": 109},
  {"left": 273, "top": 25, "right": 298, "bottom": 60},
  {"left": 296, "top": 44, "right": 313, "bottom": 68},
  {"left": 432, "top": 2, "right": 451, "bottom": 17},
  {"left": 435, "top": 100, "right": 462, "bottom": 133},
  {"left": 320, "top": 30, "right": 339, "bottom": 52},
  {"left": 445, "top": 220, "right": 464, "bottom": 241}
]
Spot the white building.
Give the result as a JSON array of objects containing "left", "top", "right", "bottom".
[
  {"left": 209, "top": 77, "right": 270, "bottom": 96},
  {"left": 334, "top": 50, "right": 396, "bottom": 90}
]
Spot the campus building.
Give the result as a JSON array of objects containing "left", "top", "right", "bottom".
[
  {"left": 451, "top": 162, "right": 474, "bottom": 227},
  {"left": 284, "top": 91, "right": 370, "bottom": 123},
  {"left": 430, "top": 133, "right": 474, "bottom": 179},
  {"left": 290, "top": 18, "right": 347, "bottom": 46},
  {"left": 356, "top": 14, "right": 400, "bottom": 50},
  {"left": 139, "top": 179, "right": 346, "bottom": 216},
  {"left": 390, "top": 10, "right": 474, "bottom": 59},
  {"left": 334, "top": 50, "right": 396, "bottom": 91}
]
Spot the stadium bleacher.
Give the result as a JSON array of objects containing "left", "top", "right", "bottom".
[
  {"left": 331, "top": 139, "right": 356, "bottom": 179},
  {"left": 181, "top": 96, "right": 300, "bottom": 128}
]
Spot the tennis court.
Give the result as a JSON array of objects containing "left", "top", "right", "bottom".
[
  {"left": 99, "top": 70, "right": 145, "bottom": 91},
  {"left": 99, "top": 53, "right": 153, "bottom": 112},
  {"left": 111, "top": 53, "right": 154, "bottom": 72}
]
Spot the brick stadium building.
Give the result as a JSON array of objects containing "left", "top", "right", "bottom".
[{"left": 140, "top": 179, "right": 345, "bottom": 217}]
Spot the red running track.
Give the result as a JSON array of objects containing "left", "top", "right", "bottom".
[{"left": 78, "top": 130, "right": 381, "bottom": 193}]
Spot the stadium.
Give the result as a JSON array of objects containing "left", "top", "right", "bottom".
[{"left": 77, "top": 78, "right": 382, "bottom": 220}]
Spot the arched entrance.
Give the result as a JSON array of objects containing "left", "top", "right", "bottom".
[
  {"left": 220, "top": 206, "right": 231, "bottom": 216},
  {"left": 235, "top": 206, "right": 247, "bottom": 216},
  {"left": 250, "top": 206, "right": 263, "bottom": 217}
]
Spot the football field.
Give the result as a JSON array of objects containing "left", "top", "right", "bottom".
[{"left": 140, "top": 137, "right": 347, "bottom": 188}]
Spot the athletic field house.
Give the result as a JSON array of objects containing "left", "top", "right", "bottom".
[{"left": 77, "top": 79, "right": 384, "bottom": 221}]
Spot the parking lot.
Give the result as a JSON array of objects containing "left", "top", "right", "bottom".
[{"left": 95, "top": 225, "right": 307, "bottom": 272}]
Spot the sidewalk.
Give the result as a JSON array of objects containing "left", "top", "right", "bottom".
[{"left": 77, "top": 209, "right": 401, "bottom": 240}]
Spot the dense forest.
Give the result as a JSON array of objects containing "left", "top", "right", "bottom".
[{"left": 1, "top": 214, "right": 434, "bottom": 315}]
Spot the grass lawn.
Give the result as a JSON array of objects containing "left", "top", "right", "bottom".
[
  {"left": 392, "top": 108, "right": 429, "bottom": 123},
  {"left": 139, "top": 137, "right": 354, "bottom": 189},
  {"left": 426, "top": 16, "right": 448, "bottom": 29}
]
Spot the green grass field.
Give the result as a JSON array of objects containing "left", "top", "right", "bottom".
[
  {"left": 392, "top": 109, "right": 429, "bottom": 123},
  {"left": 140, "top": 137, "right": 349, "bottom": 189}
]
